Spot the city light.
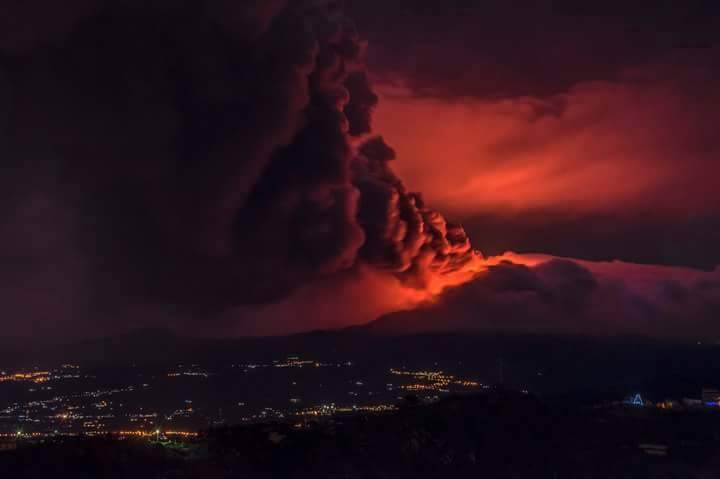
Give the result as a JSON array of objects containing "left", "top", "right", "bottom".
[{"left": 1, "top": 360, "right": 489, "bottom": 438}]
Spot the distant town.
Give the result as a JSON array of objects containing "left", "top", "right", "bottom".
[
  {"left": 0, "top": 357, "right": 493, "bottom": 439},
  {"left": 3, "top": 343, "right": 720, "bottom": 478},
  {"left": 2, "top": 355, "right": 720, "bottom": 445}
]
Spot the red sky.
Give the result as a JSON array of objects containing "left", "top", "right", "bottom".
[
  {"left": 350, "top": 0, "right": 720, "bottom": 269},
  {"left": 375, "top": 54, "right": 720, "bottom": 222}
]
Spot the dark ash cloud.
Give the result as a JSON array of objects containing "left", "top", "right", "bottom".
[
  {"left": 348, "top": 0, "right": 720, "bottom": 99},
  {"left": 0, "top": 0, "right": 481, "bottom": 339}
]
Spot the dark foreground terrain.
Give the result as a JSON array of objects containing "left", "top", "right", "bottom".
[{"left": 3, "top": 391, "right": 720, "bottom": 479}]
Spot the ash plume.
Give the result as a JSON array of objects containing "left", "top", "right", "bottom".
[
  {"left": 354, "top": 136, "right": 482, "bottom": 293},
  {"left": 0, "top": 0, "right": 482, "bottom": 337}
]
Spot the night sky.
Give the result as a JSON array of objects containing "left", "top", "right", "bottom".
[{"left": 1, "top": 0, "right": 719, "bottom": 341}]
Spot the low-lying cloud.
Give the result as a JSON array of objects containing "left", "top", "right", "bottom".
[{"left": 372, "top": 253, "right": 720, "bottom": 340}]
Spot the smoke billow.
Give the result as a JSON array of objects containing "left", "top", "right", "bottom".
[
  {"left": 0, "top": 0, "right": 482, "bottom": 338},
  {"left": 354, "top": 137, "right": 482, "bottom": 294}
]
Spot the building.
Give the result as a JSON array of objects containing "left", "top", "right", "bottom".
[
  {"left": 638, "top": 443, "right": 669, "bottom": 457},
  {"left": 701, "top": 388, "right": 720, "bottom": 403},
  {"left": 624, "top": 393, "right": 646, "bottom": 407},
  {"left": 682, "top": 397, "right": 703, "bottom": 407}
]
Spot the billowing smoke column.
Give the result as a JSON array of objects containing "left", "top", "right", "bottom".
[
  {"left": 354, "top": 137, "right": 482, "bottom": 294},
  {"left": 0, "top": 0, "right": 482, "bottom": 335}
]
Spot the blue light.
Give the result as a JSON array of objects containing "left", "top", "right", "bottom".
[{"left": 625, "top": 393, "right": 644, "bottom": 406}]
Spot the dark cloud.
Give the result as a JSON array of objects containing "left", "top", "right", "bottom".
[
  {"left": 370, "top": 256, "right": 720, "bottom": 340},
  {"left": 344, "top": 72, "right": 378, "bottom": 136},
  {"left": 0, "top": 0, "right": 481, "bottom": 339},
  {"left": 348, "top": 0, "right": 720, "bottom": 99},
  {"left": 354, "top": 136, "right": 481, "bottom": 291}
]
